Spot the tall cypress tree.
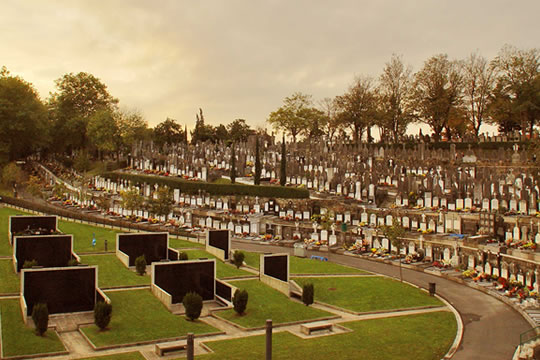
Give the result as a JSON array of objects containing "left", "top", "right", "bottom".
[
  {"left": 230, "top": 144, "right": 236, "bottom": 184},
  {"left": 280, "top": 137, "right": 286, "bottom": 186},
  {"left": 254, "top": 136, "right": 261, "bottom": 185}
]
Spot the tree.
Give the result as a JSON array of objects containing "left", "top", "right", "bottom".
[
  {"left": 318, "top": 97, "right": 341, "bottom": 144},
  {"left": 49, "top": 72, "right": 118, "bottom": 153},
  {"left": 150, "top": 186, "right": 174, "bottom": 220},
  {"left": 87, "top": 109, "right": 119, "bottom": 159},
  {"left": 462, "top": 53, "right": 497, "bottom": 138},
  {"left": 191, "top": 108, "right": 215, "bottom": 144},
  {"left": 117, "top": 109, "right": 149, "bottom": 154},
  {"left": 31, "top": 303, "right": 49, "bottom": 336},
  {"left": 412, "top": 54, "right": 463, "bottom": 141},
  {"left": 268, "top": 92, "right": 314, "bottom": 143},
  {"left": 335, "top": 76, "right": 378, "bottom": 143},
  {"left": 94, "top": 301, "right": 112, "bottom": 330},
  {"left": 153, "top": 118, "right": 185, "bottom": 150},
  {"left": 227, "top": 119, "right": 252, "bottom": 143},
  {"left": 2, "top": 162, "right": 24, "bottom": 188},
  {"left": 183, "top": 292, "right": 203, "bottom": 321},
  {"left": 26, "top": 175, "right": 43, "bottom": 199},
  {"left": 0, "top": 67, "right": 48, "bottom": 162},
  {"left": 233, "top": 289, "right": 249, "bottom": 315},
  {"left": 280, "top": 138, "right": 286, "bottom": 186},
  {"left": 382, "top": 218, "right": 406, "bottom": 282},
  {"left": 232, "top": 250, "right": 245, "bottom": 269},
  {"left": 120, "top": 187, "right": 144, "bottom": 215},
  {"left": 135, "top": 255, "right": 146, "bottom": 275},
  {"left": 230, "top": 144, "right": 236, "bottom": 184},
  {"left": 214, "top": 124, "right": 229, "bottom": 143},
  {"left": 378, "top": 54, "right": 414, "bottom": 143},
  {"left": 302, "top": 283, "right": 314, "bottom": 306},
  {"left": 490, "top": 45, "right": 539, "bottom": 135},
  {"left": 254, "top": 137, "right": 261, "bottom": 185}
]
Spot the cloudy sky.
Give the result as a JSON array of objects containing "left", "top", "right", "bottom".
[{"left": 2, "top": 0, "right": 539, "bottom": 135}]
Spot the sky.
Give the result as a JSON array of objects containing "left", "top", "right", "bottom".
[{"left": 2, "top": 0, "right": 539, "bottom": 136}]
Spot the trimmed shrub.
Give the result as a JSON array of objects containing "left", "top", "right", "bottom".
[
  {"left": 183, "top": 292, "right": 203, "bottom": 321},
  {"left": 31, "top": 303, "right": 48, "bottom": 336},
  {"left": 94, "top": 301, "right": 112, "bottom": 330},
  {"left": 67, "top": 258, "right": 79, "bottom": 266},
  {"left": 179, "top": 251, "right": 189, "bottom": 261},
  {"left": 233, "top": 289, "right": 248, "bottom": 315},
  {"left": 302, "top": 283, "right": 314, "bottom": 306},
  {"left": 232, "top": 250, "right": 245, "bottom": 269},
  {"left": 102, "top": 172, "right": 309, "bottom": 199},
  {"left": 135, "top": 255, "right": 146, "bottom": 275},
  {"left": 23, "top": 259, "right": 38, "bottom": 269}
]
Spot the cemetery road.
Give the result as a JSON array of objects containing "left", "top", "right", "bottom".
[{"left": 234, "top": 241, "right": 530, "bottom": 360}]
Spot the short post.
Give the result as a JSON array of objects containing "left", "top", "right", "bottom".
[
  {"left": 266, "top": 319, "right": 272, "bottom": 360},
  {"left": 187, "top": 332, "right": 194, "bottom": 360},
  {"left": 429, "top": 282, "right": 436, "bottom": 296}
]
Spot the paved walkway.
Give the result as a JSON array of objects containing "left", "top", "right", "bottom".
[{"left": 233, "top": 241, "right": 530, "bottom": 360}]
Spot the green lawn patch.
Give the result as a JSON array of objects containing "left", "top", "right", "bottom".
[
  {"left": 0, "top": 299, "right": 65, "bottom": 357},
  {"left": 216, "top": 280, "right": 332, "bottom": 328},
  {"left": 81, "top": 289, "right": 218, "bottom": 347},
  {"left": 290, "top": 256, "right": 368, "bottom": 274},
  {"left": 80, "top": 254, "right": 149, "bottom": 288},
  {"left": 293, "top": 277, "right": 442, "bottom": 312},
  {"left": 200, "top": 311, "right": 456, "bottom": 360},
  {"left": 79, "top": 352, "right": 146, "bottom": 360},
  {"left": 242, "top": 251, "right": 261, "bottom": 269},
  {"left": 0, "top": 259, "right": 19, "bottom": 293},
  {"left": 184, "top": 250, "right": 251, "bottom": 279},
  {"left": 0, "top": 206, "right": 30, "bottom": 256},
  {"left": 58, "top": 220, "right": 121, "bottom": 253},
  {"left": 169, "top": 237, "right": 204, "bottom": 249}
]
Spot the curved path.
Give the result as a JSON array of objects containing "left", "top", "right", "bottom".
[{"left": 234, "top": 241, "right": 530, "bottom": 360}]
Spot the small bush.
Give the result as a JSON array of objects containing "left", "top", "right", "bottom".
[
  {"left": 31, "top": 303, "right": 49, "bottom": 336},
  {"left": 94, "top": 301, "right": 112, "bottom": 330},
  {"left": 179, "top": 252, "right": 189, "bottom": 260},
  {"left": 233, "top": 289, "right": 249, "bottom": 315},
  {"left": 135, "top": 255, "right": 146, "bottom": 275},
  {"left": 232, "top": 250, "right": 245, "bottom": 269},
  {"left": 23, "top": 259, "right": 38, "bottom": 269},
  {"left": 302, "top": 283, "right": 314, "bottom": 306},
  {"left": 183, "top": 292, "right": 203, "bottom": 321},
  {"left": 67, "top": 258, "right": 79, "bottom": 266}
]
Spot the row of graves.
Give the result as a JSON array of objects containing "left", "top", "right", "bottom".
[{"left": 8, "top": 215, "right": 107, "bottom": 324}]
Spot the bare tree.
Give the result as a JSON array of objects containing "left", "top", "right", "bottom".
[
  {"left": 462, "top": 52, "right": 496, "bottom": 138},
  {"left": 378, "top": 54, "right": 413, "bottom": 143}
]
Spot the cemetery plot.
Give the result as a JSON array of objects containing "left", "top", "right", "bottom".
[
  {"left": 201, "top": 311, "right": 456, "bottom": 360},
  {"left": 80, "top": 289, "right": 218, "bottom": 347},
  {"left": 21, "top": 266, "right": 100, "bottom": 319},
  {"left": 206, "top": 229, "right": 231, "bottom": 261},
  {"left": 80, "top": 254, "right": 150, "bottom": 288},
  {"left": 216, "top": 280, "right": 332, "bottom": 328},
  {"left": 152, "top": 259, "right": 216, "bottom": 308},
  {"left": 0, "top": 207, "right": 30, "bottom": 256},
  {"left": 184, "top": 249, "right": 251, "bottom": 278},
  {"left": 289, "top": 255, "right": 369, "bottom": 275},
  {"left": 13, "top": 234, "right": 75, "bottom": 272},
  {"left": 0, "top": 259, "right": 19, "bottom": 293},
  {"left": 58, "top": 220, "right": 120, "bottom": 253},
  {"left": 293, "top": 277, "right": 442, "bottom": 313},
  {"left": 9, "top": 215, "right": 58, "bottom": 245},
  {"left": 0, "top": 299, "right": 66, "bottom": 357},
  {"left": 116, "top": 232, "right": 169, "bottom": 267},
  {"left": 168, "top": 237, "right": 205, "bottom": 249}
]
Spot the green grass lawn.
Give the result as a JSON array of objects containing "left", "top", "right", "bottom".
[
  {"left": 0, "top": 259, "right": 19, "bottom": 293},
  {"left": 58, "top": 220, "right": 121, "bottom": 253},
  {"left": 199, "top": 311, "right": 456, "bottom": 360},
  {"left": 169, "top": 237, "right": 205, "bottom": 249},
  {"left": 81, "top": 289, "right": 218, "bottom": 347},
  {"left": 293, "top": 277, "right": 442, "bottom": 313},
  {"left": 80, "top": 254, "right": 149, "bottom": 288},
  {"left": 0, "top": 299, "right": 65, "bottom": 357},
  {"left": 79, "top": 352, "right": 146, "bottom": 360},
  {"left": 290, "top": 256, "right": 368, "bottom": 274},
  {"left": 0, "top": 207, "right": 30, "bottom": 256},
  {"left": 242, "top": 251, "right": 261, "bottom": 269},
  {"left": 184, "top": 250, "right": 252, "bottom": 279},
  {"left": 216, "top": 280, "right": 332, "bottom": 328}
]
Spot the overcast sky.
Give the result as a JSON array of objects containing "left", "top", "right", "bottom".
[{"left": 2, "top": 0, "right": 539, "bottom": 135}]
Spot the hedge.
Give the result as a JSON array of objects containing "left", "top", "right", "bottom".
[{"left": 102, "top": 172, "right": 310, "bottom": 199}]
